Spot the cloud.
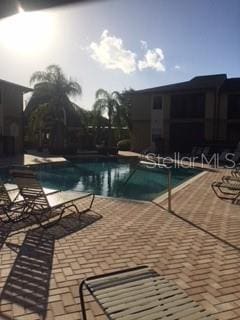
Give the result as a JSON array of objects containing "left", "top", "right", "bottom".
[
  {"left": 138, "top": 47, "right": 165, "bottom": 72},
  {"left": 174, "top": 65, "right": 181, "bottom": 70},
  {"left": 89, "top": 30, "right": 137, "bottom": 74},
  {"left": 88, "top": 31, "right": 166, "bottom": 74},
  {"left": 140, "top": 40, "right": 148, "bottom": 50}
]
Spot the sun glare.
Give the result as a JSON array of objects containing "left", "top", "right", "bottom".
[{"left": 0, "top": 11, "right": 55, "bottom": 55}]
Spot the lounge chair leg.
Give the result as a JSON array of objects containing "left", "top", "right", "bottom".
[
  {"left": 89, "top": 194, "right": 95, "bottom": 210},
  {"left": 233, "top": 191, "right": 240, "bottom": 204},
  {"left": 211, "top": 183, "right": 238, "bottom": 200},
  {"left": 30, "top": 193, "right": 95, "bottom": 228},
  {"left": 79, "top": 194, "right": 95, "bottom": 218},
  {"left": 66, "top": 194, "right": 95, "bottom": 219},
  {"left": 36, "top": 207, "right": 66, "bottom": 229},
  {"left": 211, "top": 183, "right": 224, "bottom": 199},
  {"left": 79, "top": 280, "right": 87, "bottom": 320}
]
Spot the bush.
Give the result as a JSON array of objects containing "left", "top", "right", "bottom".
[
  {"left": 117, "top": 139, "right": 131, "bottom": 151},
  {"left": 97, "top": 146, "right": 118, "bottom": 155}
]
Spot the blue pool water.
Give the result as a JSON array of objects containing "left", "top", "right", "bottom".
[{"left": 1, "top": 158, "right": 201, "bottom": 201}]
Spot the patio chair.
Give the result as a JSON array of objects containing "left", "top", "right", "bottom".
[
  {"left": 11, "top": 169, "right": 95, "bottom": 228},
  {"left": 0, "top": 181, "right": 27, "bottom": 223},
  {"left": 5, "top": 182, "right": 58, "bottom": 195},
  {"left": 212, "top": 179, "right": 240, "bottom": 202},
  {"left": 0, "top": 178, "right": 60, "bottom": 224},
  {"left": 222, "top": 175, "right": 240, "bottom": 183},
  {"left": 79, "top": 265, "right": 216, "bottom": 320}
]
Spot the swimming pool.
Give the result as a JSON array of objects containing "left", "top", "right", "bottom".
[{"left": 1, "top": 158, "right": 201, "bottom": 201}]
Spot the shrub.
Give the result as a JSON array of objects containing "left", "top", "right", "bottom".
[
  {"left": 117, "top": 139, "right": 131, "bottom": 151},
  {"left": 97, "top": 146, "right": 118, "bottom": 155}
]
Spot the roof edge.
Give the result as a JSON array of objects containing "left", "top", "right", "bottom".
[
  {"left": 133, "top": 73, "right": 229, "bottom": 95},
  {"left": 0, "top": 78, "right": 32, "bottom": 92}
]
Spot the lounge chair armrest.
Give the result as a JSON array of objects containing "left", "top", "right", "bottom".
[{"left": 222, "top": 176, "right": 230, "bottom": 183}]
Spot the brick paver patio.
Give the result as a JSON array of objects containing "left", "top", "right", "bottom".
[{"left": 1, "top": 168, "right": 240, "bottom": 320}]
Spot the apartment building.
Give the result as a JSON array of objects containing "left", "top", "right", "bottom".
[
  {"left": 130, "top": 74, "right": 240, "bottom": 153},
  {"left": 0, "top": 79, "right": 32, "bottom": 156}
]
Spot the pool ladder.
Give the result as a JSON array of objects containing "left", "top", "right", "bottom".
[{"left": 124, "top": 160, "right": 172, "bottom": 213}]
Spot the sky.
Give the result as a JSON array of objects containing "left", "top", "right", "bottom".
[{"left": 0, "top": 0, "right": 239, "bottom": 109}]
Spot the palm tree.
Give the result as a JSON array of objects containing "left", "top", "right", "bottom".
[
  {"left": 93, "top": 89, "right": 121, "bottom": 147},
  {"left": 26, "top": 65, "right": 82, "bottom": 153},
  {"left": 30, "top": 64, "right": 81, "bottom": 96},
  {"left": 27, "top": 103, "right": 51, "bottom": 150},
  {"left": 113, "top": 88, "right": 134, "bottom": 134}
]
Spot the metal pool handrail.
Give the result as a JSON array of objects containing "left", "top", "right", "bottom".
[{"left": 123, "top": 160, "right": 173, "bottom": 212}]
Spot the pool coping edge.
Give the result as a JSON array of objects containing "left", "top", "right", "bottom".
[{"left": 152, "top": 170, "right": 208, "bottom": 205}]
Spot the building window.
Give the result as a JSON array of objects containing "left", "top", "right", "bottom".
[
  {"left": 228, "top": 94, "right": 240, "bottom": 119},
  {"left": 152, "top": 133, "right": 161, "bottom": 141},
  {"left": 153, "top": 96, "right": 162, "bottom": 110},
  {"left": 170, "top": 93, "right": 205, "bottom": 118},
  {"left": 152, "top": 134, "right": 161, "bottom": 142},
  {"left": 227, "top": 123, "right": 240, "bottom": 143},
  {"left": 152, "top": 127, "right": 161, "bottom": 142}
]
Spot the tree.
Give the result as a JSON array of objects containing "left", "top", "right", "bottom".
[
  {"left": 27, "top": 103, "right": 51, "bottom": 150},
  {"left": 26, "top": 65, "right": 82, "bottom": 153},
  {"left": 113, "top": 88, "right": 134, "bottom": 134},
  {"left": 93, "top": 89, "right": 121, "bottom": 147},
  {"left": 30, "top": 64, "right": 81, "bottom": 96}
]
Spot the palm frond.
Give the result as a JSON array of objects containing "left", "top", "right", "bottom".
[
  {"left": 92, "top": 99, "right": 107, "bottom": 112},
  {"left": 95, "top": 88, "right": 109, "bottom": 100},
  {"left": 46, "top": 65, "right": 62, "bottom": 78},
  {"left": 67, "top": 80, "right": 82, "bottom": 97},
  {"left": 111, "top": 91, "right": 121, "bottom": 103},
  {"left": 30, "top": 71, "right": 48, "bottom": 85}
]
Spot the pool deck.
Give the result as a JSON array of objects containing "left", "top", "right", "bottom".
[
  {"left": 0, "top": 154, "right": 67, "bottom": 168},
  {"left": 1, "top": 160, "right": 240, "bottom": 319},
  {"left": 0, "top": 151, "right": 137, "bottom": 168}
]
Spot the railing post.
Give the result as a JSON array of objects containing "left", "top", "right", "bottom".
[
  {"left": 138, "top": 160, "right": 173, "bottom": 212},
  {"left": 167, "top": 167, "right": 172, "bottom": 213}
]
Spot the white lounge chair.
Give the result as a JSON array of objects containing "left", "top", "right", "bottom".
[{"left": 11, "top": 169, "right": 95, "bottom": 228}]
